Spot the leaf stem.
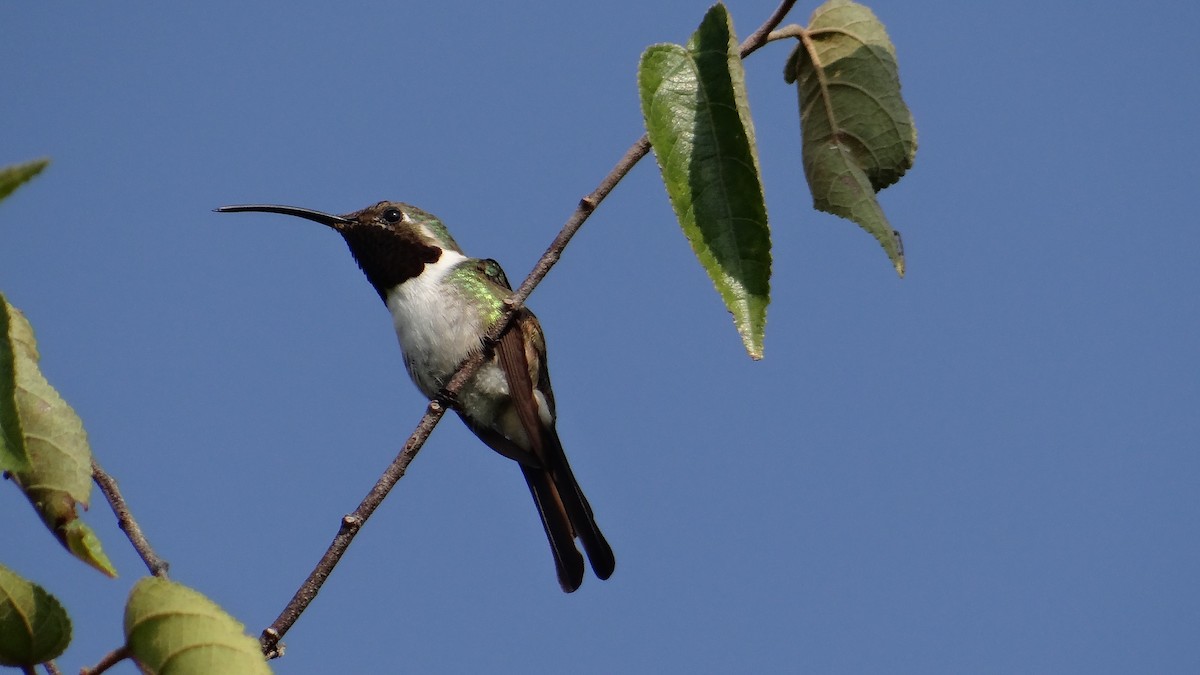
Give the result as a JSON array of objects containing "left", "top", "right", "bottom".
[
  {"left": 258, "top": 0, "right": 801, "bottom": 658},
  {"left": 766, "top": 24, "right": 806, "bottom": 43},
  {"left": 79, "top": 646, "right": 129, "bottom": 675}
]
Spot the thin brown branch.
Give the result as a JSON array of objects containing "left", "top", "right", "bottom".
[
  {"left": 739, "top": 0, "right": 799, "bottom": 57},
  {"left": 41, "top": 661, "right": 61, "bottom": 675},
  {"left": 79, "top": 645, "right": 129, "bottom": 675},
  {"left": 258, "top": 401, "right": 447, "bottom": 658},
  {"left": 91, "top": 459, "right": 169, "bottom": 577},
  {"left": 258, "top": 0, "right": 800, "bottom": 658}
]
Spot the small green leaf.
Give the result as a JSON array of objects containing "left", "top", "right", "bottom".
[
  {"left": 125, "top": 577, "right": 272, "bottom": 675},
  {"left": 639, "top": 3, "right": 771, "bottom": 359},
  {"left": 62, "top": 519, "right": 118, "bottom": 578},
  {"left": 0, "top": 564, "right": 72, "bottom": 667},
  {"left": 0, "top": 158, "right": 49, "bottom": 205},
  {"left": 2, "top": 294, "right": 114, "bottom": 576},
  {"left": 784, "top": 0, "right": 916, "bottom": 276}
]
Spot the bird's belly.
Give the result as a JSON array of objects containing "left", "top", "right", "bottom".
[{"left": 394, "top": 310, "right": 488, "bottom": 397}]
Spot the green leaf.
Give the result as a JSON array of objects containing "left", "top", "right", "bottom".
[
  {"left": 62, "top": 519, "right": 118, "bottom": 578},
  {"left": 0, "top": 158, "right": 49, "bottom": 204},
  {"left": 639, "top": 3, "right": 771, "bottom": 359},
  {"left": 2, "top": 294, "right": 115, "bottom": 576},
  {"left": 0, "top": 564, "right": 72, "bottom": 667},
  {"left": 125, "top": 577, "right": 272, "bottom": 675},
  {"left": 0, "top": 296, "right": 30, "bottom": 473},
  {"left": 784, "top": 0, "right": 916, "bottom": 276}
]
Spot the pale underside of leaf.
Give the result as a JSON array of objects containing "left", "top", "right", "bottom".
[
  {"left": 785, "top": 0, "right": 916, "bottom": 276},
  {"left": 125, "top": 577, "right": 272, "bottom": 675},
  {"left": 0, "top": 297, "right": 29, "bottom": 473},
  {"left": 639, "top": 3, "right": 771, "bottom": 359},
  {"left": 2, "top": 295, "right": 113, "bottom": 575},
  {"left": 2, "top": 298, "right": 92, "bottom": 502}
]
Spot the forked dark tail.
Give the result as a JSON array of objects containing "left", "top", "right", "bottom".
[
  {"left": 541, "top": 428, "right": 615, "bottom": 582},
  {"left": 521, "top": 464, "right": 585, "bottom": 592}
]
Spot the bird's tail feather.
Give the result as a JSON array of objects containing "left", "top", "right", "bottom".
[
  {"left": 521, "top": 464, "right": 585, "bottom": 592},
  {"left": 542, "top": 428, "right": 616, "bottom": 581}
]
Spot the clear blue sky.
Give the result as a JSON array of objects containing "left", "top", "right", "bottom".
[{"left": 3, "top": 1, "right": 1198, "bottom": 673}]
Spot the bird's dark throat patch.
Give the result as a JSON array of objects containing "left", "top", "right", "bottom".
[{"left": 340, "top": 225, "right": 442, "bottom": 301}]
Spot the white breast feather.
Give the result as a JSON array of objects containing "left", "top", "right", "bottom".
[
  {"left": 384, "top": 251, "right": 480, "bottom": 395},
  {"left": 383, "top": 250, "right": 553, "bottom": 443}
]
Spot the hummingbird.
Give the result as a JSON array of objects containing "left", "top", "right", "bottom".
[{"left": 216, "top": 201, "right": 615, "bottom": 592}]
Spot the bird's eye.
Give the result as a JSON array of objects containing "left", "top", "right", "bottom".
[{"left": 382, "top": 207, "right": 403, "bottom": 224}]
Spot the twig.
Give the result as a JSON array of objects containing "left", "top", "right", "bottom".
[
  {"left": 79, "top": 646, "right": 129, "bottom": 675},
  {"left": 41, "top": 661, "right": 60, "bottom": 675},
  {"left": 257, "top": 402, "right": 448, "bottom": 658},
  {"left": 257, "top": 0, "right": 799, "bottom": 658},
  {"left": 739, "top": 0, "right": 798, "bottom": 57},
  {"left": 91, "top": 459, "right": 169, "bottom": 577}
]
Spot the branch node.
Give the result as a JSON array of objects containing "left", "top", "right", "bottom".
[{"left": 260, "top": 628, "right": 285, "bottom": 660}]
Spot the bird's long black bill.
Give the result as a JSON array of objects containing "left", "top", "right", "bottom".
[{"left": 215, "top": 204, "right": 351, "bottom": 228}]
